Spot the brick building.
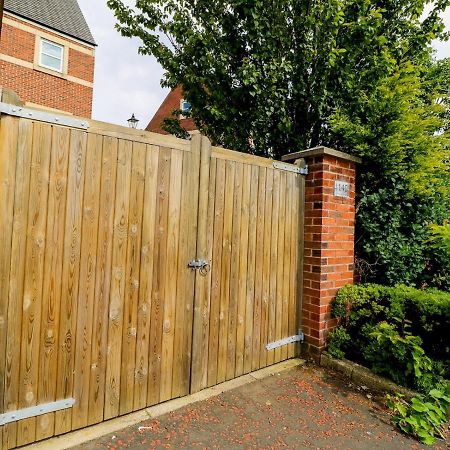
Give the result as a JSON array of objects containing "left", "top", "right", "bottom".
[
  {"left": 0, "top": 0, "right": 96, "bottom": 117},
  {"left": 147, "top": 85, "right": 197, "bottom": 134}
]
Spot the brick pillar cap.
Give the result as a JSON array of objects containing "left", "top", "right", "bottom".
[{"left": 281, "top": 146, "right": 361, "bottom": 164}]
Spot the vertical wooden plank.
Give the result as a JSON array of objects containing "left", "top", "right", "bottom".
[
  {"left": 180, "top": 140, "right": 201, "bottom": 396},
  {"left": 295, "top": 166, "right": 306, "bottom": 357},
  {"left": 0, "top": 116, "right": 19, "bottom": 449},
  {"left": 88, "top": 136, "right": 118, "bottom": 425},
  {"left": 207, "top": 158, "right": 224, "bottom": 387},
  {"left": 36, "top": 125, "right": 70, "bottom": 441},
  {"left": 226, "top": 162, "right": 242, "bottom": 380},
  {"left": 190, "top": 135, "right": 212, "bottom": 393},
  {"left": 267, "top": 169, "right": 280, "bottom": 367},
  {"left": 147, "top": 148, "right": 171, "bottom": 406},
  {"left": 172, "top": 146, "right": 198, "bottom": 398},
  {"left": 104, "top": 139, "right": 133, "bottom": 420},
  {"left": 287, "top": 173, "right": 297, "bottom": 359},
  {"left": 119, "top": 142, "right": 146, "bottom": 415},
  {"left": 72, "top": 134, "right": 103, "bottom": 430},
  {"left": 282, "top": 174, "right": 293, "bottom": 361},
  {"left": 216, "top": 161, "right": 235, "bottom": 384},
  {"left": 259, "top": 169, "right": 273, "bottom": 368},
  {"left": 160, "top": 149, "right": 183, "bottom": 402},
  {"left": 250, "top": 167, "right": 265, "bottom": 372},
  {"left": 134, "top": 146, "right": 158, "bottom": 410},
  {"left": 54, "top": 129, "right": 87, "bottom": 435},
  {"left": 274, "top": 172, "right": 286, "bottom": 363},
  {"left": 16, "top": 122, "right": 52, "bottom": 446},
  {"left": 235, "top": 164, "right": 251, "bottom": 377}
]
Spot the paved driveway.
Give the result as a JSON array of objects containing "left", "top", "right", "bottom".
[{"left": 77, "top": 365, "right": 446, "bottom": 449}]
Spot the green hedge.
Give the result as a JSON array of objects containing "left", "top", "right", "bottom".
[{"left": 329, "top": 284, "right": 450, "bottom": 390}]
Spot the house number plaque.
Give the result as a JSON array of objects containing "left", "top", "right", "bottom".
[{"left": 334, "top": 180, "right": 350, "bottom": 198}]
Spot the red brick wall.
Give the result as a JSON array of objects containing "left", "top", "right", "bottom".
[
  {"left": 68, "top": 48, "right": 94, "bottom": 83},
  {"left": 3, "top": 14, "right": 94, "bottom": 52},
  {"left": 1, "top": 60, "right": 93, "bottom": 117},
  {"left": 1, "top": 23, "right": 35, "bottom": 62},
  {"left": 302, "top": 153, "right": 356, "bottom": 357},
  {"left": 147, "top": 85, "right": 197, "bottom": 134},
  {"left": 284, "top": 147, "right": 359, "bottom": 359},
  {"left": 0, "top": 14, "right": 94, "bottom": 117}
]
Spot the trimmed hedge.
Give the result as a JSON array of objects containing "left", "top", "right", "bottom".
[{"left": 329, "top": 284, "right": 450, "bottom": 384}]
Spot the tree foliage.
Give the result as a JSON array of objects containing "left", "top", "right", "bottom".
[
  {"left": 107, "top": 0, "right": 449, "bottom": 158},
  {"left": 329, "top": 61, "right": 450, "bottom": 289},
  {"left": 108, "top": 0, "right": 450, "bottom": 288}
]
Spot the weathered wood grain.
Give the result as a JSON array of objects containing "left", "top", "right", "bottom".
[
  {"left": 119, "top": 142, "right": 146, "bottom": 415},
  {"left": 104, "top": 139, "right": 132, "bottom": 420},
  {"left": 17, "top": 122, "right": 52, "bottom": 446},
  {"left": 0, "top": 114, "right": 306, "bottom": 449},
  {"left": 72, "top": 133, "right": 102, "bottom": 430},
  {"left": 88, "top": 136, "right": 118, "bottom": 425},
  {"left": 134, "top": 146, "right": 158, "bottom": 410},
  {"left": 235, "top": 164, "right": 251, "bottom": 377},
  {"left": 207, "top": 158, "right": 225, "bottom": 387},
  {"left": 250, "top": 166, "right": 264, "bottom": 372},
  {"left": 54, "top": 129, "right": 87, "bottom": 435},
  {"left": 0, "top": 116, "right": 19, "bottom": 449},
  {"left": 36, "top": 125, "right": 70, "bottom": 440}
]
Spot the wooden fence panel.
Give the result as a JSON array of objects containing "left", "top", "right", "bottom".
[
  {"left": 17, "top": 122, "right": 53, "bottom": 447},
  {"left": 190, "top": 145, "right": 303, "bottom": 391},
  {"left": 88, "top": 136, "right": 118, "bottom": 425},
  {"left": 0, "top": 110, "right": 303, "bottom": 449},
  {"left": 36, "top": 125, "right": 71, "bottom": 441},
  {"left": 0, "top": 116, "right": 19, "bottom": 450}
]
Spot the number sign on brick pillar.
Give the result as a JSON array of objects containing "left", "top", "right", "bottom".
[{"left": 282, "top": 147, "right": 361, "bottom": 360}]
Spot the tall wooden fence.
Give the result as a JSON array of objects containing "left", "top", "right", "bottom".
[{"left": 0, "top": 108, "right": 304, "bottom": 449}]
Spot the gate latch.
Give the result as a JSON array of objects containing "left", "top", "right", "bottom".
[{"left": 188, "top": 259, "right": 210, "bottom": 276}]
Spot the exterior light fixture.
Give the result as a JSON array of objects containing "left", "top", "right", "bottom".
[{"left": 127, "top": 113, "right": 139, "bottom": 129}]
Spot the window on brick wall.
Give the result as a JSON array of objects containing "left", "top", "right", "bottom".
[
  {"left": 39, "top": 39, "right": 64, "bottom": 73},
  {"left": 180, "top": 99, "right": 191, "bottom": 119}
]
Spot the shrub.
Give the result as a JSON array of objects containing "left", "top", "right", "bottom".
[
  {"left": 387, "top": 388, "right": 450, "bottom": 445},
  {"left": 329, "top": 284, "right": 450, "bottom": 383},
  {"left": 363, "top": 322, "right": 443, "bottom": 393},
  {"left": 326, "top": 327, "right": 350, "bottom": 360}
]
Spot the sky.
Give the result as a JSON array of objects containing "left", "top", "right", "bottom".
[{"left": 77, "top": 1, "right": 450, "bottom": 128}]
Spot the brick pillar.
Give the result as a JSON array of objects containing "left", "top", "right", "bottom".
[{"left": 283, "top": 147, "right": 360, "bottom": 359}]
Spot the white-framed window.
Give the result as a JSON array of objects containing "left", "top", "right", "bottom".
[
  {"left": 39, "top": 38, "right": 64, "bottom": 73},
  {"left": 180, "top": 99, "right": 191, "bottom": 118}
]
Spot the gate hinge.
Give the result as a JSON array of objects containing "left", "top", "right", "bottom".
[
  {"left": 0, "top": 398, "right": 75, "bottom": 425},
  {"left": 266, "top": 331, "right": 304, "bottom": 350},
  {"left": 273, "top": 161, "right": 308, "bottom": 175},
  {"left": 0, "top": 102, "right": 89, "bottom": 129}
]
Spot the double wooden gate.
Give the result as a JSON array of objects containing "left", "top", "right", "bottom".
[{"left": 0, "top": 109, "right": 304, "bottom": 449}]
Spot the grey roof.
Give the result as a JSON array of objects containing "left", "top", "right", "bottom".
[{"left": 4, "top": 0, "right": 96, "bottom": 46}]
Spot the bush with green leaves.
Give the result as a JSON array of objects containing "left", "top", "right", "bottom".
[
  {"left": 329, "top": 284, "right": 450, "bottom": 383},
  {"left": 387, "top": 388, "right": 450, "bottom": 445},
  {"left": 329, "top": 283, "right": 450, "bottom": 444},
  {"left": 429, "top": 222, "right": 450, "bottom": 258},
  {"left": 363, "top": 322, "right": 443, "bottom": 393}
]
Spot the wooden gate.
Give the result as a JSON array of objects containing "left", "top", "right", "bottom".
[
  {"left": 0, "top": 108, "right": 304, "bottom": 449},
  {"left": 190, "top": 139, "right": 304, "bottom": 392}
]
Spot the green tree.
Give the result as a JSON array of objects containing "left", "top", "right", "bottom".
[
  {"left": 107, "top": 0, "right": 449, "bottom": 159},
  {"left": 330, "top": 61, "right": 450, "bottom": 288},
  {"left": 108, "top": 0, "right": 450, "bottom": 289}
]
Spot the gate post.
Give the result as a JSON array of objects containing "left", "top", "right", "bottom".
[{"left": 283, "top": 147, "right": 360, "bottom": 360}]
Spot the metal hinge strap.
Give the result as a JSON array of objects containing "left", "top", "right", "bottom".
[
  {"left": 0, "top": 102, "right": 89, "bottom": 129},
  {"left": 266, "top": 332, "right": 304, "bottom": 350},
  {"left": 273, "top": 161, "right": 308, "bottom": 175},
  {"left": 0, "top": 398, "right": 75, "bottom": 425}
]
